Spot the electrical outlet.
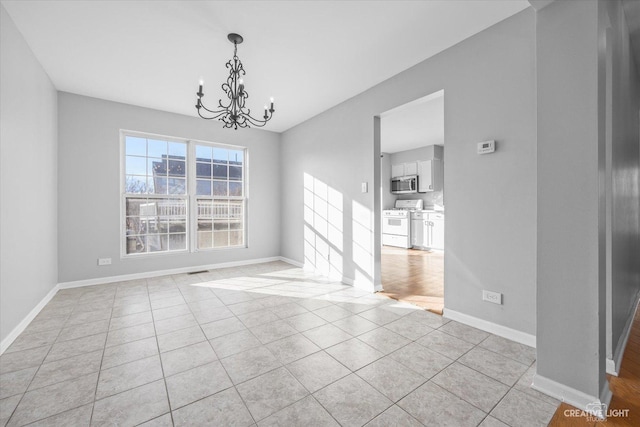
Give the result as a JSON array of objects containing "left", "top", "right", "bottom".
[
  {"left": 482, "top": 290, "right": 502, "bottom": 305},
  {"left": 98, "top": 258, "right": 112, "bottom": 266}
]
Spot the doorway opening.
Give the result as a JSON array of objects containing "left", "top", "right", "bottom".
[{"left": 377, "top": 90, "right": 445, "bottom": 314}]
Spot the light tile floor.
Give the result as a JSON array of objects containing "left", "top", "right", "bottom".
[{"left": 0, "top": 261, "right": 559, "bottom": 426}]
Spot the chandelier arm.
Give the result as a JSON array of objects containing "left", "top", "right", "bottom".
[
  {"left": 217, "top": 98, "right": 231, "bottom": 111},
  {"left": 197, "top": 109, "right": 229, "bottom": 120},
  {"left": 198, "top": 102, "right": 226, "bottom": 115},
  {"left": 221, "top": 81, "right": 233, "bottom": 94},
  {"left": 243, "top": 119, "right": 269, "bottom": 128},
  {"left": 243, "top": 111, "right": 273, "bottom": 127},
  {"left": 219, "top": 82, "right": 233, "bottom": 108}
]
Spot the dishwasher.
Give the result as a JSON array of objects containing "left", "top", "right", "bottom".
[{"left": 411, "top": 211, "right": 426, "bottom": 249}]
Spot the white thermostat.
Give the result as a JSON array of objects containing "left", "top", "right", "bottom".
[{"left": 477, "top": 140, "right": 496, "bottom": 154}]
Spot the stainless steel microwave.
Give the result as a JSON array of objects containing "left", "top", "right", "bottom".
[{"left": 391, "top": 175, "right": 418, "bottom": 194}]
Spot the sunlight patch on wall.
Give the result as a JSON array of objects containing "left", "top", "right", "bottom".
[
  {"left": 303, "top": 172, "right": 344, "bottom": 280},
  {"left": 352, "top": 200, "right": 374, "bottom": 289}
]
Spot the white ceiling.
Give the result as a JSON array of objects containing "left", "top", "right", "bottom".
[
  {"left": 1, "top": 0, "right": 529, "bottom": 133},
  {"left": 380, "top": 90, "right": 444, "bottom": 154}
]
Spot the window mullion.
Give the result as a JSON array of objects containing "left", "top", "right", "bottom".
[{"left": 188, "top": 141, "right": 197, "bottom": 252}]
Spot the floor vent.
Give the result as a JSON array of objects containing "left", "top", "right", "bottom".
[{"left": 187, "top": 270, "right": 208, "bottom": 275}]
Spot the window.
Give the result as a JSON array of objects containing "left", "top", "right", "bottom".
[
  {"left": 122, "top": 132, "right": 246, "bottom": 256},
  {"left": 194, "top": 145, "right": 245, "bottom": 249}
]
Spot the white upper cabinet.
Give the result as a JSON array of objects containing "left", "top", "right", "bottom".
[
  {"left": 391, "top": 163, "right": 405, "bottom": 178},
  {"left": 418, "top": 160, "right": 432, "bottom": 192},
  {"left": 404, "top": 161, "right": 418, "bottom": 176},
  {"left": 418, "top": 159, "right": 443, "bottom": 192},
  {"left": 391, "top": 161, "right": 418, "bottom": 178}
]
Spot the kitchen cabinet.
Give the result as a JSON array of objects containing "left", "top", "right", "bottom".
[
  {"left": 391, "top": 161, "right": 417, "bottom": 178},
  {"left": 428, "top": 213, "right": 444, "bottom": 250},
  {"left": 391, "top": 164, "right": 404, "bottom": 178},
  {"left": 410, "top": 211, "right": 426, "bottom": 248},
  {"left": 404, "top": 162, "right": 418, "bottom": 176},
  {"left": 418, "top": 159, "right": 443, "bottom": 192},
  {"left": 420, "top": 212, "right": 444, "bottom": 250},
  {"left": 410, "top": 211, "right": 444, "bottom": 250}
]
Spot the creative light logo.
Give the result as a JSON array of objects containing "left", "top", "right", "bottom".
[
  {"left": 564, "top": 402, "right": 629, "bottom": 422},
  {"left": 585, "top": 402, "right": 608, "bottom": 420}
]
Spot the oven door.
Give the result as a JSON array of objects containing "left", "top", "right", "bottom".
[{"left": 382, "top": 216, "right": 408, "bottom": 236}]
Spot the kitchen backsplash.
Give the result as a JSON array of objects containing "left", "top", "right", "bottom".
[{"left": 395, "top": 190, "right": 444, "bottom": 209}]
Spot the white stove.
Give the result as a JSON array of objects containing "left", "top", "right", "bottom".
[
  {"left": 382, "top": 200, "right": 423, "bottom": 248},
  {"left": 383, "top": 209, "right": 411, "bottom": 218}
]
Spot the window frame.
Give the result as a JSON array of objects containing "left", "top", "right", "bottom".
[{"left": 120, "top": 130, "right": 248, "bottom": 258}]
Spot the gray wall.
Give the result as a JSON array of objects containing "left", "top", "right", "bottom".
[
  {"left": 57, "top": 93, "right": 281, "bottom": 283},
  {"left": 389, "top": 146, "right": 444, "bottom": 208},
  {"left": 390, "top": 146, "right": 430, "bottom": 164},
  {"left": 0, "top": 5, "right": 58, "bottom": 342},
  {"left": 536, "top": 0, "right": 640, "bottom": 403},
  {"left": 605, "top": 0, "right": 640, "bottom": 366},
  {"left": 281, "top": 9, "right": 537, "bottom": 334},
  {"left": 535, "top": 0, "right": 607, "bottom": 401}
]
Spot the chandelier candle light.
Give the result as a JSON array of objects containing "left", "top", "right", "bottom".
[{"left": 196, "top": 33, "right": 275, "bottom": 129}]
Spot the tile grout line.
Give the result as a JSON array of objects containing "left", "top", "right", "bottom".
[
  {"left": 178, "top": 276, "right": 259, "bottom": 426},
  {"left": 452, "top": 343, "right": 542, "bottom": 427},
  {"left": 3, "top": 313, "right": 68, "bottom": 426},
  {"left": 145, "top": 276, "right": 177, "bottom": 427},
  {"left": 87, "top": 287, "right": 118, "bottom": 426},
  {"left": 220, "top": 282, "right": 337, "bottom": 424},
  {"left": 6, "top": 286, "right": 107, "bottom": 424},
  {"left": 430, "top": 331, "right": 525, "bottom": 421},
  {"left": 219, "top": 274, "right": 343, "bottom": 425},
  {"left": 334, "top": 315, "right": 535, "bottom": 425},
  {"left": 163, "top": 266, "right": 299, "bottom": 421},
  {"left": 177, "top": 270, "right": 349, "bottom": 424},
  {"left": 94, "top": 286, "right": 407, "bottom": 421},
  {"left": 4, "top": 287, "right": 109, "bottom": 426},
  {"left": 344, "top": 324, "right": 445, "bottom": 420},
  {"left": 276, "top": 319, "right": 409, "bottom": 425}
]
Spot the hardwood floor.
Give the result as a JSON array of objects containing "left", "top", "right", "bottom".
[
  {"left": 379, "top": 245, "right": 444, "bottom": 314},
  {"left": 548, "top": 302, "right": 640, "bottom": 426}
]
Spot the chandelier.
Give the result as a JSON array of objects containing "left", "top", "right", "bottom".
[{"left": 196, "top": 33, "right": 275, "bottom": 129}]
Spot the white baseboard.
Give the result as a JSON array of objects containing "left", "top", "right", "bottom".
[
  {"left": 279, "top": 256, "right": 304, "bottom": 268},
  {"left": 606, "top": 291, "right": 640, "bottom": 376},
  {"left": 0, "top": 284, "right": 60, "bottom": 355},
  {"left": 338, "top": 273, "right": 379, "bottom": 292},
  {"left": 338, "top": 275, "right": 382, "bottom": 292},
  {"left": 374, "top": 280, "right": 383, "bottom": 292},
  {"left": 443, "top": 308, "right": 536, "bottom": 348},
  {"left": 341, "top": 276, "right": 354, "bottom": 286},
  {"left": 532, "top": 374, "right": 612, "bottom": 419},
  {"left": 301, "top": 262, "right": 358, "bottom": 288},
  {"left": 58, "top": 256, "right": 286, "bottom": 289},
  {"left": 600, "top": 382, "right": 613, "bottom": 415}
]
